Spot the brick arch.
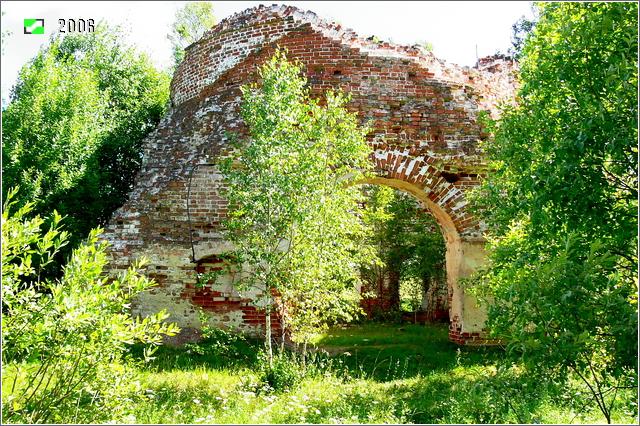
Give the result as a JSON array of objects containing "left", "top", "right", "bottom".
[
  {"left": 103, "top": 4, "right": 516, "bottom": 345},
  {"left": 370, "top": 150, "right": 479, "bottom": 239},
  {"left": 358, "top": 175, "right": 482, "bottom": 344},
  {"left": 360, "top": 176, "right": 460, "bottom": 247}
]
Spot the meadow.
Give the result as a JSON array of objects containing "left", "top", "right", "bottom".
[{"left": 115, "top": 323, "right": 635, "bottom": 424}]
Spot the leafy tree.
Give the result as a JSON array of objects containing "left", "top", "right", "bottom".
[
  {"left": 219, "top": 50, "right": 374, "bottom": 365},
  {"left": 388, "top": 191, "right": 445, "bottom": 306},
  {"left": 508, "top": 13, "right": 537, "bottom": 59},
  {"left": 399, "top": 277, "right": 424, "bottom": 321},
  {"left": 2, "top": 46, "right": 106, "bottom": 212},
  {"left": 168, "top": 1, "right": 216, "bottom": 67},
  {"left": 1, "top": 188, "right": 179, "bottom": 423},
  {"left": 2, "top": 24, "right": 169, "bottom": 254},
  {"left": 360, "top": 185, "right": 394, "bottom": 312},
  {"left": 471, "top": 3, "right": 638, "bottom": 423}
]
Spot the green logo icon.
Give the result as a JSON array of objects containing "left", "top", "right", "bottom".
[{"left": 24, "top": 19, "right": 45, "bottom": 34}]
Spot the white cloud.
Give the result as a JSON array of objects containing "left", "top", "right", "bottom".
[{"left": 1, "top": 1, "right": 534, "bottom": 102}]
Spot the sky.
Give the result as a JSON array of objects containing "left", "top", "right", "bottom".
[{"left": 1, "top": 1, "right": 535, "bottom": 102}]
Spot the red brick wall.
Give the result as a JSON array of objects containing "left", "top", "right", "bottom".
[{"left": 103, "top": 5, "right": 517, "bottom": 344}]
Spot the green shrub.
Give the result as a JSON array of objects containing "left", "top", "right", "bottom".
[
  {"left": 1, "top": 188, "right": 179, "bottom": 423},
  {"left": 183, "top": 315, "right": 259, "bottom": 368},
  {"left": 258, "top": 350, "right": 304, "bottom": 392}
]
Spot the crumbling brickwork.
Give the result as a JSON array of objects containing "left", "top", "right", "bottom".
[{"left": 103, "top": 5, "right": 517, "bottom": 344}]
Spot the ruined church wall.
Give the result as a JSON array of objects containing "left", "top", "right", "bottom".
[{"left": 102, "top": 6, "right": 517, "bottom": 343}]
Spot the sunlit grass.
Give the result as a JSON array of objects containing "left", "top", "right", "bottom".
[
  {"left": 115, "top": 323, "right": 636, "bottom": 424},
  {"left": 3, "top": 323, "right": 636, "bottom": 424}
]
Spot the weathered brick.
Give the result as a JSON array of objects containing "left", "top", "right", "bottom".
[{"left": 102, "top": 4, "right": 517, "bottom": 345}]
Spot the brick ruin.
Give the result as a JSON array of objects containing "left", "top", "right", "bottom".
[{"left": 103, "top": 5, "right": 518, "bottom": 345}]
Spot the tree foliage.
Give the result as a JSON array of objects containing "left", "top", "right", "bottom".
[
  {"left": 168, "top": 1, "right": 216, "bottom": 67},
  {"left": 219, "top": 50, "right": 375, "bottom": 363},
  {"left": 1, "top": 188, "right": 179, "bottom": 423},
  {"left": 471, "top": 3, "right": 638, "bottom": 422},
  {"left": 362, "top": 186, "right": 445, "bottom": 314},
  {"left": 509, "top": 13, "right": 538, "bottom": 59},
  {"left": 1, "top": 25, "right": 170, "bottom": 250}
]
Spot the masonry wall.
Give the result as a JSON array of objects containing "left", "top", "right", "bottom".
[{"left": 103, "top": 5, "right": 517, "bottom": 344}]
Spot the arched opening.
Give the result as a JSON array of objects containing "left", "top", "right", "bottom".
[
  {"left": 179, "top": 169, "right": 488, "bottom": 344},
  {"left": 358, "top": 181, "right": 449, "bottom": 324},
  {"left": 360, "top": 176, "right": 461, "bottom": 247},
  {"left": 358, "top": 177, "right": 469, "bottom": 340}
]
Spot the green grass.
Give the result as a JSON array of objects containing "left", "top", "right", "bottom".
[
  {"left": 314, "top": 323, "right": 499, "bottom": 380},
  {"left": 119, "top": 323, "right": 636, "bottom": 424},
  {"left": 4, "top": 323, "right": 637, "bottom": 424}
]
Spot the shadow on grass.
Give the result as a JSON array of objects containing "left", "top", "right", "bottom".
[
  {"left": 314, "top": 322, "right": 503, "bottom": 382},
  {"left": 130, "top": 322, "right": 502, "bottom": 381},
  {"left": 128, "top": 330, "right": 264, "bottom": 372},
  {"left": 125, "top": 322, "right": 558, "bottom": 424},
  {"left": 394, "top": 367, "right": 561, "bottom": 424}
]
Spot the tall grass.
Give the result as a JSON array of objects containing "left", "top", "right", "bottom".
[{"left": 3, "top": 323, "right": 636, "bottom": 423}]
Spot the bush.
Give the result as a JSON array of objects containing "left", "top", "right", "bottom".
[
  {"left": 182, "top": 312, "right": 259, "bottom": 368},
  {"left": 1, "top": 188, "right": 179, "bottom": 423},
  {"left": 258, "top": 350, "right": 304, "bottom": 392}
]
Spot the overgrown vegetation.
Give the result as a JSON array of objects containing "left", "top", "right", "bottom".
[
  {"left": 5, "top": 323, "right": 633, "bottom": 424},
  {"left": 218, "top": 50, "right": 376, "bottom": 365},
  {"left": 470, "top": 2, "right": 638, "bottom": 423},
  {"left": 1, "top": 24, "right": 169, "bottom": 254},
  {"left": 361, "top": 186, "right": 446, "bottom": 316},
  {"left": 1, "top": 3, "right": 637, "bottom": 424},
  {"left": 1, "top": 189, "right": 179, "bottom": 423}
]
